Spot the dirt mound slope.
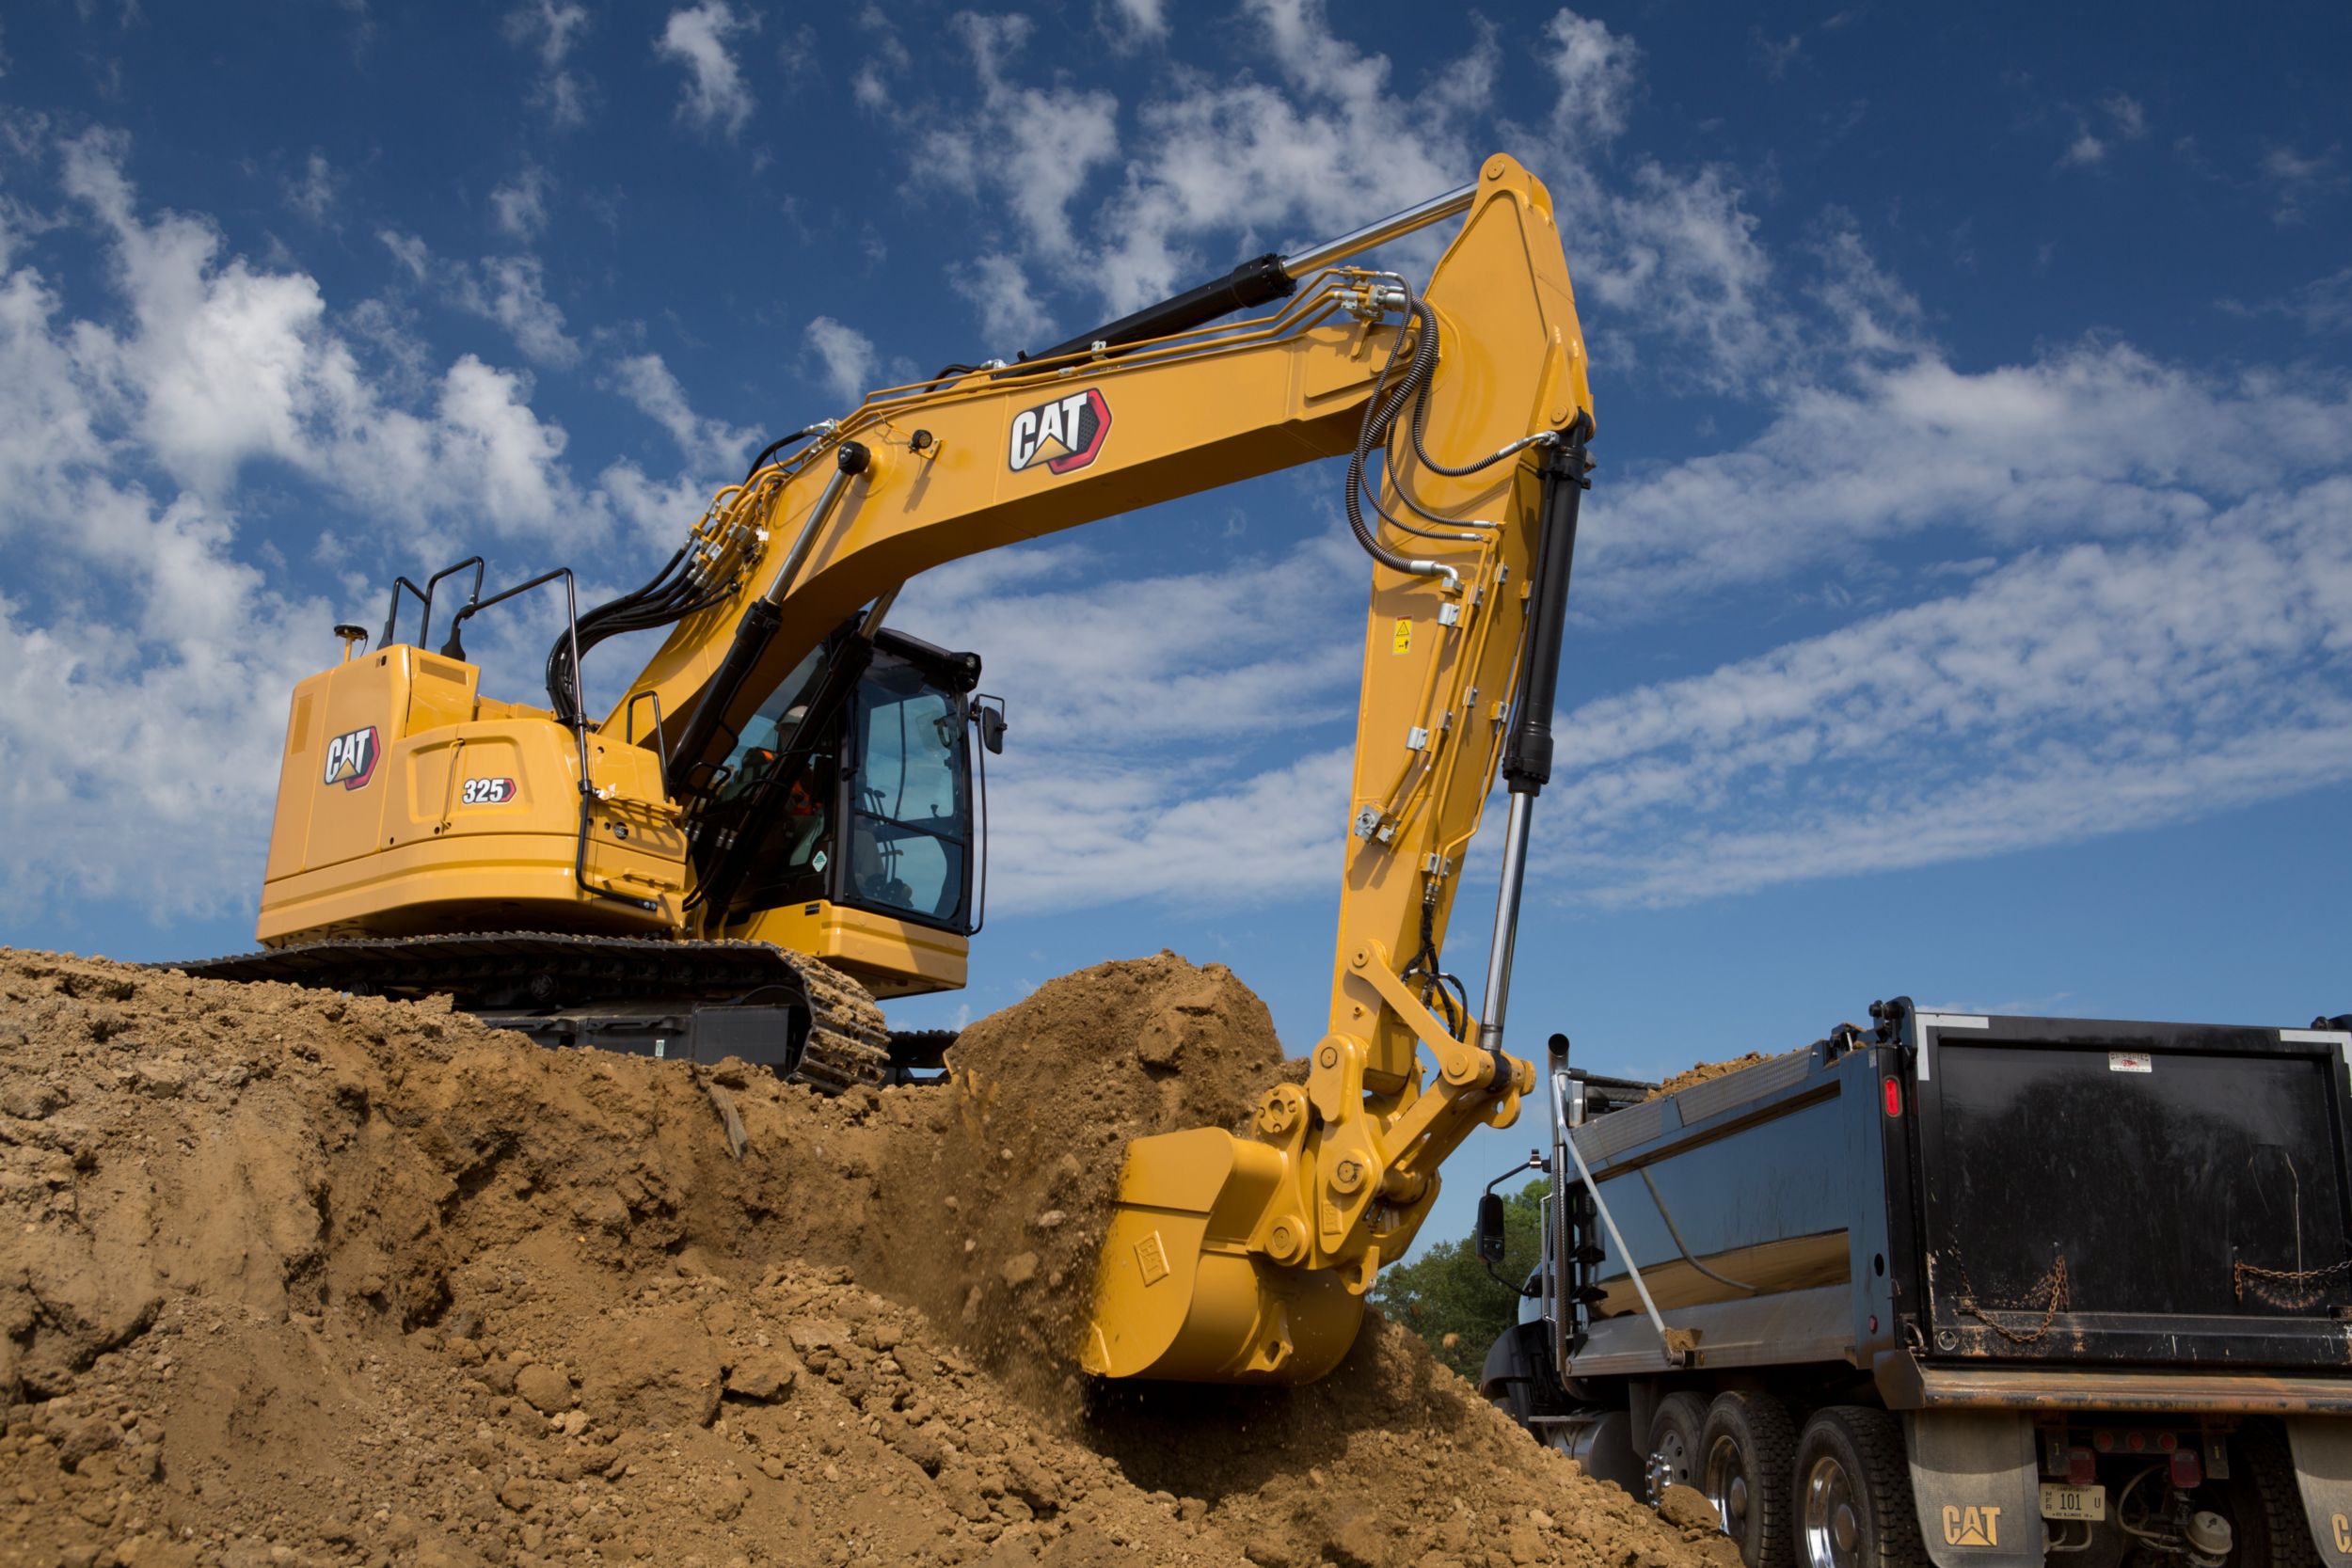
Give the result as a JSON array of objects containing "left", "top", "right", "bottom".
[{"left": 0, "top": 947, "right": 1721, "bottom": 1568}]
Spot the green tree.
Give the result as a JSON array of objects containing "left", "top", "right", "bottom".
[{"left": 1374, "top": 1177, "right": 1547, "bottom": 1381}]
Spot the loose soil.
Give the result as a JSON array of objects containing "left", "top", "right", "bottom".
[
  {"left": 0, "top": 948, "right": 1729, "bottom": 1568},
  {"left": 1645, "top": 1049, "right": 1805, "bottom": 1101}
]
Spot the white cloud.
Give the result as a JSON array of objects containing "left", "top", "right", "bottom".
[
  {"left": 51, "top": 128, "right": 588, "bottom": 536},
  {"left": 1580, "top": 161, "right": 1776, "bottom": 388},
  {"left": 2061, "top": 93, "right": 2150, "bottom": 169},
  {"left": 657, "top": 2, "right": 756, "bottom": 138},
  {"left": 284, "top": 150, "right": 339, "bottom": 223},
  {"left": 1547, "top": 483, "right": 2352, "bottom": 907},
  {"left": 1545, "top": 9, "right": 1640, "bottom": 143},
  {"left": 1102, "top": 0, "right": 1167, "bottom": 45},
  {"left": 2260, "top": 144, "right": 2346, "bottom": 227},
  {"left": 0, "top": 123, "right": 835, "bottom": 924},
  {"left": 505, "top": 0, "right": 592, "bottom": 129},
  {"left": 450, "top": 254, "right": 580, "bottom": 368},
  {"left": 2225, "top": 266, "right": 2352, "bottom": 336},
  {"left": 608, "top": 351, "right": 754, "bottom": 474},
  {"left": 1583, "top": 341, "right": 2352, "bottom": 615},
  {"left": 489, "top": 161, "right": 552, "bottom": 242},
  {"left": 849, "top": 5, "right": 910, "bottom": 110},
  {"left": 2058, "top": 129, "right": 2107, "bottom": 169},
  {"left": 892, "top": 532, "right": 1366, "bottom": 913},
  {"left": 804, "top": 314, "right": 879, "bottom": 406},
  {"left": 377, "top": 228, "right": 428, "bottom": 282},
  {"left": 885, "top": 1, "right": 1778, "bottom": 393},
  {"left": 952, "top": 253, "right": 1049, "bottom": 347},
  {"left": 918, "top": 15, "right": 1119, "bottom": 264}
]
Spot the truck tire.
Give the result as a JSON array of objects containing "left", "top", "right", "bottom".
[
  {"left": 1793, "top": 1406, "right": 1928, "bottom": 1568},
  {"left": 2230, "top": 1420, "right": 2322, "bottom": 1568},
  {"left": 1646, "top": 1391, "right": 1711, "bottom": 1505},
  {"left": 1703, "top": 1390, "right": 1798, "bottom": 1568}
]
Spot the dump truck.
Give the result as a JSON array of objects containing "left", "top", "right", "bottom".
[{"left": 1480, "top": 998, "right": 2352, "bottom": 1568}]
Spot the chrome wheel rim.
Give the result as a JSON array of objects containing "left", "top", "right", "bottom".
[
  {"left": 1703, "top": 1433, "right": 1750, "bottom": 1538},
  {"left": 1648, "top": 1426, "right": 1696, "bottom": 1502},
  {"left": 1803, "top": 1453, "right": 1864, "bottom": 1568}
]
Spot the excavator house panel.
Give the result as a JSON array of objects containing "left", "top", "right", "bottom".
[
  {"left": 257, "top": 647, "right": 684, "bottom": 944},
  {"left": 736, "top": 900, "right": 967, "bottom": 999}
]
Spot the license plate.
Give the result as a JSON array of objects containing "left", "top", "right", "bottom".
[{"left": 2041, "top": 1483, "right": 2106, "bottom": 1522}]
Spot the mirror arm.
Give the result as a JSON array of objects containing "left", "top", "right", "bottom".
[{"left": 1475, "top": 1149, "right": 1546, "bottom": 1297}]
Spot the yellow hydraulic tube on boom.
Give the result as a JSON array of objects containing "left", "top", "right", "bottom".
[{"left": 192, "top": 153, "right": 1596, "bottom": 1386}]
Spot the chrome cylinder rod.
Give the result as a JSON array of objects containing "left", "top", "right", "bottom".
[
  {"left": 1280, "top": 182, "right": 1477, "bottom": 279},
  {"left": 762, "top": 440, "right": 871, "bottom": 606},
  {"left": 1477, "top": 788, "right": 1537, "bottom": 1053}
]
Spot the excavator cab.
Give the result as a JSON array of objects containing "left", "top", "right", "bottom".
[{"left": 686, "top": 623, "right": 1000, "bottom": 1001}]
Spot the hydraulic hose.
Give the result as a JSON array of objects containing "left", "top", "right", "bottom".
[{"left": 1342, "top": 284, "right": 1451, "bottom": 579}]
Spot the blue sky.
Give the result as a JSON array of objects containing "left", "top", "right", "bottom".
[{"left": 2, "top": 2, "right": 2348, "bottom": 1253}]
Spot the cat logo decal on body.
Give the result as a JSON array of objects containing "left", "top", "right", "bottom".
[
  {"left": 323, "top": 726, "right": 382, "bottom": 791},
  {"left": 1008, "top": 388, "right": 1112, "bottom": 475}
]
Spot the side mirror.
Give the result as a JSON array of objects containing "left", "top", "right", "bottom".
[
  {"left": 977, "top": 705, "right": 1008, "bottom": 755},
  {"left": 1475, "top": 1192, "right": 1507, "bottom": 1264}
]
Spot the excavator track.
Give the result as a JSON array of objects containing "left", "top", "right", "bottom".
[{"left": 169, "top": 931, "right": 892, "bottom": 1093}]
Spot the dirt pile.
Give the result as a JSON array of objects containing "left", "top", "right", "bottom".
[
  {"left": 1646, "top": 1048, "right": 1804, "bottom": 1101},
  {"left": 0, "top": 948, "right": 1723, "bottom": 1568}
]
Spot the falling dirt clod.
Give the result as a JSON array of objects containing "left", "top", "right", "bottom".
[{"left": 0, "top": 947, "right": 1725, "bottom": 1568}]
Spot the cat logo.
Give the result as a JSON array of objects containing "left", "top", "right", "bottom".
[
  {"left": 1007, "top": 388, "right": 1112, "bottom": 475},
  {"left": 1941, "top": 1506, "right": 2003, "bottom": 1548},
  {"left": 2332, "top": 1513, "right": 2350, "bottom": 1555},
  {"left": 322, "top": 725, "right": 382, "bottom": 791}
]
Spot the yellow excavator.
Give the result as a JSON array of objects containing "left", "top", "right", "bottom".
[{"left": 183, "top": 153, "right": 1596, "bottom": 1386}]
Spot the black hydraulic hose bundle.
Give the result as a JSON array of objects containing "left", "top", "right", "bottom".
[
  {"left": 543, "top": 425, "right": 826, "bottom": 725},
  {"left": 1342, "top": 284, "right": 1571, "bottom": 573},
  {"left": 544, "top": 543, "right": 734, "bottom": 724}
]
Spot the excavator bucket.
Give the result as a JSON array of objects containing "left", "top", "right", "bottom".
[{"left": 1081, "top": 1125, "right": 1366, "bottom": 1385}]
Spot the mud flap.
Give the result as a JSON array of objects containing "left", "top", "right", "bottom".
[
  {"left": 1903, "top": 1410, "right": 2042, "bottom": 1568},
  {"left": 2287, "top": 1417, "right": 2352, "bottom": 1566}
]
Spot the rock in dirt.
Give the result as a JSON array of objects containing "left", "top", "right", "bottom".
[
  {"left": 1658, "top": 1484, "right": 1718, "bottom": 1531},
  {"left": 0, "top": 946, "right": 1714, "bottom": 1568}
]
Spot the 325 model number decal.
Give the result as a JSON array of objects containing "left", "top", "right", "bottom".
[{"left": 461, "top": 777, "right": 518, "bottom": 805}]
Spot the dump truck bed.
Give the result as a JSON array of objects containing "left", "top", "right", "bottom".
[{"left": 1561, "top": 1006, "right": 2352, "bottom": 1392}]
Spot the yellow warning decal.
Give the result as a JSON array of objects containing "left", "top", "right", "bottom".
[{"left": 1392, "top": 617, "right": 1412, "bottom": 655}]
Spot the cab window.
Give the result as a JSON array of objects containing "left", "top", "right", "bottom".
[{"left": 845, "top": 666, "right": 968, "bottom": 927}]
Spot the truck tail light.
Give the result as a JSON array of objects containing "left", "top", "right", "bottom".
[
  {"left": 1883, "top": 1076, "right": 1902, "bottom": 1117},
  {"left": 2170, "top": 1448, "right": 2202, "bottom": 1489},
  {"left": 2069, "top": 1448, "right": 2096, "bottom": 1486}
]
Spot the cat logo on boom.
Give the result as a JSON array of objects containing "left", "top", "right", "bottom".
[
  {"left": 322, "top": 725, "right": 381, "bottom": 791},
  {"left": 1007, "top": 388, "right": 1112, "bottom": 475}
]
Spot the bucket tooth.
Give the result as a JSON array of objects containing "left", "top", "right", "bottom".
[{"left": 1082, "top": 1125, "right": 1363, "bottom": 1384}]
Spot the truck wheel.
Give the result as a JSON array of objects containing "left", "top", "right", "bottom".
[
  {"left": 1703, "top": 1390, "right": 1798, "bottom": 1568},
  {"left": 2229, "top": 1420, "right": 2321, "bottom": 1568},
  {"left": 1794, "top": 1407, "right": 1927, "bottom": 1568},
  {"left": 1646, "top": 1391, "right": 1710, "bottom": 1505}
]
